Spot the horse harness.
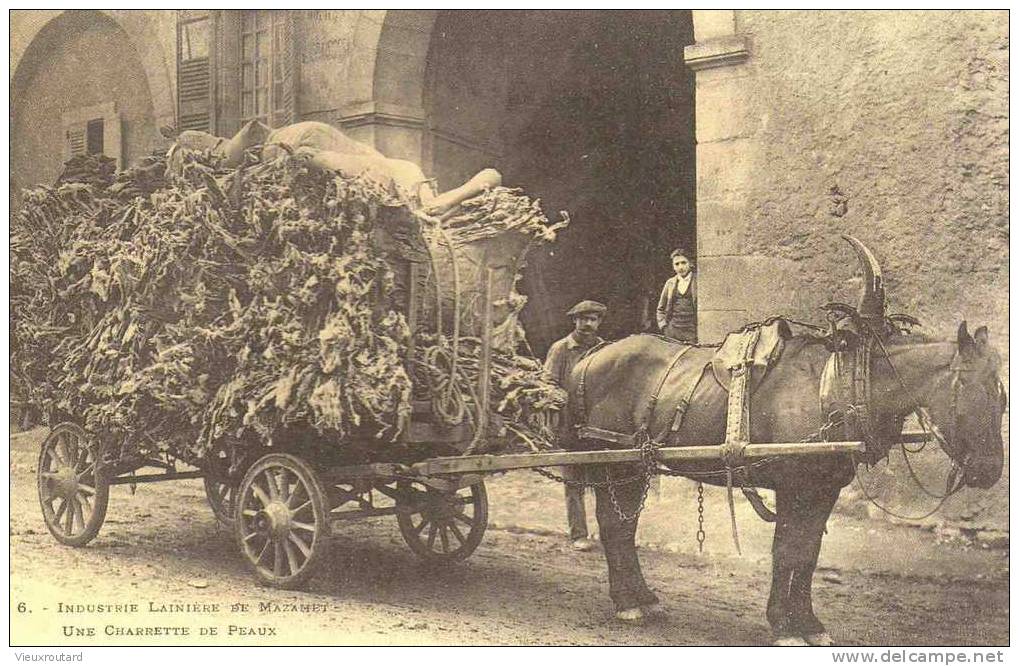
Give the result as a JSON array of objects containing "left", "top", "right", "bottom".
[
  {"left": 568, "top": 325, "right": 782, "bottom": 549},
  {"left": 562, "top": 319, "right": 900, "bottom": 549}
]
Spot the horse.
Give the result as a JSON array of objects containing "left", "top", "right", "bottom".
[{"left": 562, "top": 237, "right": 1005, "bottom": 645}]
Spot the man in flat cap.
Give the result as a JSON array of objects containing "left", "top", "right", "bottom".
[{"left": 544, "top": 300, "right": 607, "bottom": 552}]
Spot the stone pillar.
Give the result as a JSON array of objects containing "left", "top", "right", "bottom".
[
  {"left": 685, "top": 11, "right": 754, "bottom": 342},
  {"left": 686, "top": 11, "right": 806, "bottom": 342}
]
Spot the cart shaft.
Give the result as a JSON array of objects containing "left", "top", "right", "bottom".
[{"left": 407, "top": 440, "right": 865, "bottom": 475}]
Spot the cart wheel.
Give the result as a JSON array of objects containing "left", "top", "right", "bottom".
[
  {"left": 235, "top": 454, "right": 330, "bottom": 589},
  {"left": 37, "top": 423, "right": 109, "bottom": 547},
  {"left": 396, "top": 480, "right": 488, "bottom": 563},
  {"left": 204, "top": 476, "right": 237, "bottom": 527}
]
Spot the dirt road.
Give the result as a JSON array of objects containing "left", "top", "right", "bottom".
[{"left": 10, "top": 428, "right": 1008, "bottom": 646}]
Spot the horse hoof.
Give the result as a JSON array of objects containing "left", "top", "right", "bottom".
[
  {"left": 615, "top": 608, "right": 645, "bottom": 624},
  {"left": 804, "top": 632, "right": 835, "bottom": 646},
  {"left": 773, "top": 635, "right": 810, "bottom": 647}
]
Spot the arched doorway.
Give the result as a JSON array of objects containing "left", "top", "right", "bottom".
[
  {"left": 11, "top": 11, "right": 161, "bottom": 193},
  {"left": 422, "top": 10, "right": 696, "bottom": 351}
]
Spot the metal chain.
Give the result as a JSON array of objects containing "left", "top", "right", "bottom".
[
  {"left": 696, "top": 482, "right": 706, "bottom": 553},
  {"left": 532, "top": 466, "right": 645, "bottom": 489},
  {"left": 537, "top": 406, "right": 865, "bottom": 528}
]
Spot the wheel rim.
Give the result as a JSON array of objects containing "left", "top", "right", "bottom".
[
  {"left": 238, "top": 461, "right": 321, "bottom": 582},
  {"left": 397, "top": 481, "right": 487, "bottom": 562},
  {"left": 37, "top": 424, "right": 106, "bottom": 543}
]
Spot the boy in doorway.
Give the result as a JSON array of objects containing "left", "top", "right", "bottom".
[
  {"left": 544, "top": 300, "right": 606, "bottom": 552},
  {"left": 656, "top": 247, "right": 697, "bottom": 343}
]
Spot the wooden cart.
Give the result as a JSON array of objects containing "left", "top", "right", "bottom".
[
  {"left": 36, "top": 417, "right": 915, "bottom": 588},
  {"left": 33, "top": 267, "right": 907, "bottom": 588}
]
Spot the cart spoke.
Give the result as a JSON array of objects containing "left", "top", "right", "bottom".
[
  {"left": 64, "top": 500, "right": 75, "bottom": 534},
  {"left": 426, "top": 523, "right": 438, "bottom": 550},
  {"left": 255, "top": 539, "right": 270, "bottom": 564},
  {"left": 75, "top": 451, "right": 93, "bottom": 474},
  {"left": 66, "top": 438, "right": 82, "bottom": 468},
  {"left": 439, "top": 524, "right": 450, "bottom": 553},
  {"left": 241, "top": 508, "right": 259, "bottom": 518},
  {"left": 273, "top": 541, "right": 284, "bottom": 577},
  {"left": 77, "top": 483, "right": 96, "bottom": 497},
  {"left": 71, "top": 499, "right": 85, "bottom": 534},
  {"left": 291, "top": 520, "right": 317, "bottom": 533},
  {"left": 290, "top": 500, "right": 312, "bottom": 517},
  {"left": 251, "top": 481, "right": 272, "bottom": 507},
  {"left": 447, "top": 520, "right": 467, "bottom": 546},
  {"left": 283, "top": 540, "right": 300, "bottom": 575},
  {"left": 77, "top": 492, "right": 93, "bottom": 515},
  {"left": 411, "top": 517, "right": 430, "bottom": 537},
  {"left": 52, "top": 441, "right": 69, "bottom": 467},
  {"left": 452, "top": 509, "right": 474, "bottom": 526},
  {"left": 54, "top": 498, "right": 69, "bottom": 524},
  {"left": 288, "top": 532, "right": 312, "bottom": 558},
  {"left": 274, "top": 469, "right": 290, "bottom": 502},
  {"left": 287, "top": 484, "right": 308, "bottom": 510},
  {"left": 243, "top": 531, "right": 261, "bottom": 544},
  {"left": 77, "top": 462, "right": 96, "bottom": 480},
  {"left": 271, "top": 470, "right": 287, "bottom": 501}
]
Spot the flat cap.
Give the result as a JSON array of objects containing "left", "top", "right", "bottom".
[{"left": 567, "top": 300, "right": 607, "bottom": 317}]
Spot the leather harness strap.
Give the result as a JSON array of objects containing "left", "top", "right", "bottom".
[
  {"left": 721, "top": 327, "right": 762, "bottom": 465},
  {"left": 668, "top": 363, "right": 711, "bottom": 440},
  {"left": 639, "top": 346, "right": 695, "bottom": 432}
]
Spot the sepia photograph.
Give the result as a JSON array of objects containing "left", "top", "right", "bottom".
[{"left": 8, "top": 8, "right": 1009, "bottom": 652}]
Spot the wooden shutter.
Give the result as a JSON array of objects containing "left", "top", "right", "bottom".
[
  {"left": 65, "top": 124, "right": 86, "bottom": 158},
  {"left": 215, "top": 10, "right": 242, "bottom": 137},
  {"left": 177, "top": 12, "right": 213, "bottom": 133},
  {"left": 271, "top": 12, "right": 298, "bottom": 128},
  {"left": 62, "top": 102, "right": 122, "bottom": 167}
]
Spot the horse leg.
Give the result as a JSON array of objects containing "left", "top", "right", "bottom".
[
  {"left": 593, "top": 464, "right": 658, "bottom": 617},
  {"left": 787, "top": 484, "right": 841, "bottom": 645},
  {"left": 766, "top": 484, "right": 840, "bottom": 645},
  {"left": 766, "top": 488, "right": 799, "bottom": 641}
]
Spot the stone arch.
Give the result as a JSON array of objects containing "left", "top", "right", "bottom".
[
  {"left": 12, "top": 10, "right": 176, "bottom": 128},
  {"left": 335, "top": 10, "right": 438, "bottom": 164},
  {"left": 371, "top": 11, "right": 437, "bottom": 116},
  {"left": 375, "top": 11, "right": 699, "bottom": 349}
]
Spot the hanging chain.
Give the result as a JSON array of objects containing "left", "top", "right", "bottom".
[
  {"left": 696, "top": 481, "right": 706, "bottom": 553},
  {"left": 535, "top": 408, "right": 862, "bottom": 526}
]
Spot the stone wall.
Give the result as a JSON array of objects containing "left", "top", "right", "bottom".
[
  {"left": 695, "top": 10, "right": 1008, "bottom": 352},
  {"left": 692, "top": 10, "right": 1008, "bottom": 536},
  {"left": 11, "top": 11, "right": 166, "bottom": 193}
]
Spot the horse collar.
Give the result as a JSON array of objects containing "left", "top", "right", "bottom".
[{"left": 820, "top": 335, "right": 883, "bottom": 461}]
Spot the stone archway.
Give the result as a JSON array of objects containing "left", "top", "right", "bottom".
[
  {"left": 11, "top": 10, "right": 175, "bottom": 191},
  {"left": 364, "top": 10, "right": 754, "bottom": 346},
  {"left": 370, "top": 11, "right": 698, "bottom": 349},
  {"left": 12, "top": 10, "right": 176, "bottom": 128}
]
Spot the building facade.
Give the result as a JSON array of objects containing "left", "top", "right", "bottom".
[{"left": 11, "top": 12, "right": 1008, "bottom": 534}]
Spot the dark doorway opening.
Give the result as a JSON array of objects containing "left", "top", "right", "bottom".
[{"left": 425, "top": 11, "right": 696, "bottom": 352}]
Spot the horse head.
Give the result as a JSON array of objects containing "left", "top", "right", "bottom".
[
  {"left": 839, "top": 236, "right": 1005, "bottom": 490},
  {"left": 920, "top": 322, "right": 1006, "bottom": 490}
]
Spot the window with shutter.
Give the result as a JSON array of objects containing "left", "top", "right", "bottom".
[
  {"left": 66, "top": 126, "right": 86, "bottom": 158},
  {"left": 186, "top": 11, "right": 298, "bottom": 137},
  {"left": 62, "top": 102, "right": 122, "bottom": 167},
  {"left": 86, "top": 119, "right": 104, "bottom": 155},
  {"left": 177, "top": 11, "right": 213, "bottom": 132},
  {"left": 239, "top": 10, "right": 297, "bottom": 129}
]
